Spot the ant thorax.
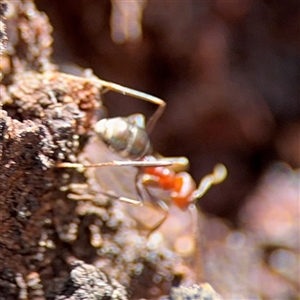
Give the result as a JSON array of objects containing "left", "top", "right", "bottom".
[{"left": 94, "top": 114, "right": 152, "bottom": 160}]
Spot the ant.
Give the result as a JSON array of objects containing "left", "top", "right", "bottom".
[{"left": 57, "top": 72, "right": 227, "bottom": 233}]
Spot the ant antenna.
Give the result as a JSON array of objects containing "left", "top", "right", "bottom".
[{"left": 192, "top": 164, "right": 227, "bottom": 200}]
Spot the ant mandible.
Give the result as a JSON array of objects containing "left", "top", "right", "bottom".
[{"left": 57, "top": 72, "right": 227, "bottom": 233}]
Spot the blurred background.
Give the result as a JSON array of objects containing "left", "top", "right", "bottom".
[{"left": 32, "top": 0, "right": 299, "bottom": 298}]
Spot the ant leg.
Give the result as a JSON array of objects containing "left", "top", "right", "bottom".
[
  {"left": 136, "top": 173, "right": 169, "bottom": 236},
  {"left": 98, "top": 80, "right": 166, "bottom": 134},
  {"left": 147, "top": 198, "right": 169, "bottom": 237},
  {"left": 98, "top": 190, "right": 142, "bottom": 206},
  {"left": 155, "top": 156, "right": 190, "bottom": 172},
  {"left": 57, "top": 72, "right": 166, "bottom": 134},
  {"left": 192, "top": 164, "right": 227, "bottom": 200},
  {"left": 56, "top": 160, "right": 172, "bottom": 169},
  {"left": 187, "top": 203, "right": 205, "bottom": 282},
  {"left": 188, "top": 165, "right": 226, "bottom": 281}
]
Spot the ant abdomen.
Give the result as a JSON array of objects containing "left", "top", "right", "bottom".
[{"left": 94, "top": 115, "right": 152, "bottom": 160}]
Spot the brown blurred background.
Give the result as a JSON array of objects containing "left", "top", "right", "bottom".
[{"left": 34, "top": 0, "right": 300, "bottom": 224}]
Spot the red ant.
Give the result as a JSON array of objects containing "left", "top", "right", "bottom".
[{"left": 57, "top": 73, "right": 227, "bottom": 233}]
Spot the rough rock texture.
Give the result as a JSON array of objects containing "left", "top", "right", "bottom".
[
  {"left": 169, "top": 283, "right": 222, "bottom": 300},
  {"left": 0, "top": 1, "right": 183, "bottom": 299},
  {"left": 54, "top": 261, "right": 128, "bottom": 300}
]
